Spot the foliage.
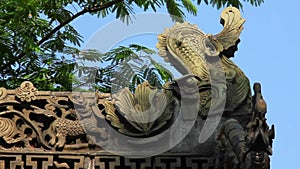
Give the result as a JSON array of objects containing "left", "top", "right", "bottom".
[
  {"left": 197, "top": 0, "right": 264, "bottom": 9},
  {"left": 0, "top": 0, "right": 263, "bottom": 91},
  {"left": 74, "top": 44, "right": 173, "bottom": 93}
]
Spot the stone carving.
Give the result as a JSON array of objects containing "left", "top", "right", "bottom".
[
  {"left": 0, "top": 117, "right": 22, "bottom": 144},
  {"left": 0, "top": 7, "right": 275, "bottom": 169},
  {"left": 157, "top": 7, "right": 252, "bottom": 123},
  {"left": 155, "top": 6, "right": 274, "bottom": 169},
  {"left": 44, "top": 108, "right": 108, "bottom": 150},
  {"left": 0, "top": 106, "right": 53, "bottom": 150},
  {"left": 42, "top": 99, "right": 109, "bottom": 150},
  {"left": 0, "top": 81, "right": 110, "bottom": 151},
  {"left": 104, "top": 81, "right": 175, "bottom": 137},
  {"left": 0, "top": 87, "right": 7, "bottom": 100},
  {"left": 0, "top": 152, "right": 215, "bottom": 169},
  {"left": 244, "top": 83, "right": 274, "bottom": 169},
  {"left": 46, "top": 111, "right": 89, "bottom": 149},
  {"left": 15, "top": 81, "right": 37, "bottom": 102}
]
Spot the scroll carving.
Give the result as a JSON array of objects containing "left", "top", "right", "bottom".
[
  {"left": 0, "top": 117, "right": 21, "bottom": 144},
  {"left": 0, "top": 82, "right": 109, "bottom": 151},
  {"left": 15, "top": 81, "right": 37, "bottom": 102},
  {"left": 0, "top": 87, "right": 7, "bottom": 100}
]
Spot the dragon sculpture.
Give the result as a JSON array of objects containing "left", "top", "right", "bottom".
[
  {"left": 155, "top": 7, "right": 274, "bottom": 169},
  {"left": 101, "top": 6, "right": 275, "bottom": 169}
]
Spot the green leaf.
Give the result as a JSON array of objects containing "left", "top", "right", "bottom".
[
  {"left": 0, "top": 0, "right": 263, "bottom": 90},
  {"left": 164, "top": 0, "right": 185, "bottom": 22},
  {"left": 181, "top": 0, "right": 197, "bottom": 16}
]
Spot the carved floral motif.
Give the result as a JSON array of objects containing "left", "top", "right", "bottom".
[{"left": 104, "top": 81, "right": 175, "bottom": 137}]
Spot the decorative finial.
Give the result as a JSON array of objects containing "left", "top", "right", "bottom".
[
  {"left": 214, "top": 7, "right": 245, "bottom": 51},
  {"left": 16, "top": 81, "right": 38, "bottom": 102}
]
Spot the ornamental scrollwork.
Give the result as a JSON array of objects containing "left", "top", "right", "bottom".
[
  {"left": 15, "top": 81, "right": 37, "bottom": 102},
  {"left": 0, "top": 82, "right": 110, "bottom": 151},
  {"left": 0, "top": 87, "right": 7, "bottom": 100}
]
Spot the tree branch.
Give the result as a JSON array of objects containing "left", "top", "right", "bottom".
[
  {"left": 1, "top": 0, "right": 124, "bottom": 72},
  {"left": 38, "top": 0, "right": 124, "bottom": 45}
]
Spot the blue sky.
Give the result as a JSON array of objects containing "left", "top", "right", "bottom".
[{"left": 71, "top": 1, "right": 300, "bottom": 168}]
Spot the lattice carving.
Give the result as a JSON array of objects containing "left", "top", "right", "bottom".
[{"left": 0, "top": 82, "right": 110, "bottom": 151}]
